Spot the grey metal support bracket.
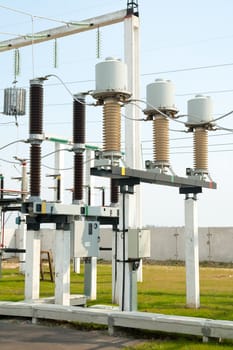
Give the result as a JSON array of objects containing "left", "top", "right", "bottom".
[{"left": 91, "top": 166, "right": 217, "bottom": 191}]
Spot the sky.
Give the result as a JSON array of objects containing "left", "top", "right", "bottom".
[{"left": 0, "top": 0, "right": 233, "bottom": 228}]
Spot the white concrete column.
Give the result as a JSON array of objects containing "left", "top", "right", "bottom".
[
  {"left": 18, "top": 218, "right": 26, "bottom": 273},
  {"left": 83, "top": 148, "right": 97, "bottom": 298},
  {"left": 112, "top": 229, "right": 118, "bottom": 304},
  {"left": 19, "top": 160, "right": 28, "bottom": 273},
  {"left": 112, "top": 15, "right": 142, "bottom": 306},
  {"left": 117, "top": 189, "right": 137, "bottom": 311},
  {"left": 24, "top": 230, "right": 41, "bottom": 301},
  {"left": 73, "top": 257, "right": 80, "bottom": 274},
  {"left": 124, "top": 14, "right": 143, "bottom": 283},
  {"left": 55, "top": 230, "right": 70, "bottom": 306},
  {"left": 84, "top": 257, "right": 97, "bottom": 300},
  {"left": 184, "top": 195, "right": 200, "bottom": 308}
]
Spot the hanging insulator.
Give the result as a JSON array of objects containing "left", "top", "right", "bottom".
[
  {"left": 96, "top": 27, "right": 101, "bottom": 59},
  {"left": 53, "top": 39, "right": 58, "bottom": 68},
  {"left": 193, "top": 128, "right": 208, "bottom": 174},
  {"left": 103, "top": 99, "right": 121, "bottom": 158},
  {"left": 14, "top": 49, "right": 20, "bottom": 79},
  {"left": 153, "top": 116, "right": 169, "bottom": 167}
]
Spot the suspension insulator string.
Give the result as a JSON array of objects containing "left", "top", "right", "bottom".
[
  {"left": 96, "top": 27, "right": 101, "bottom": 59},
  {"left": 53, "top": 38, "right": 58, "bottom": 68},
  {"left": 13, "top": 49, "right": 20, "bottom": 82}
]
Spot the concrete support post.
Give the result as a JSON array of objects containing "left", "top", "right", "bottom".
[
  {"left": 24, "top": 230, "right": 41, "bottom": 301},
  {"left": 117, "top": 188, "right": 137, "bottom": 311},
  {"left": 112, "top": 229, "right": 118, "bottom": 304},
  {"left": 83, "top": 149, "right": 97, "bottom": 298},
  {"left": 19, "top": 160, "right": 28, "bottom": 273},
  {"left": 55, "top": 230, "right": 70, "bottom": 306},
  {"left": 19, "top": 218, "right": 26, "bottom": 273},
  {"left": 84, "top": 257, "right": 97, "bottom": 300},
  {"left": 184, "top": 195, "right": 200, "bottom": 308},
  {"left": 73, "top": 257, "right": 80, "bottom": 274},
  {"left": 124, "top": 14, "right": 142, "bottom": 284}
]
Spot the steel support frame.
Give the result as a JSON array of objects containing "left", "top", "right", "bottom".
[
  {"left": 92, "top": 166, "right": 216, "bottom": 310},
  {"left": 112, "top": 13, "right": 142, "bottom": 309},
  {"left": 0, "top": 10, "right": 127, "bottom": 52}
]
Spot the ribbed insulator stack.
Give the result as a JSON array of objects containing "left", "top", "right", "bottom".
[
  {"left": 74, "top": 153, "right": 83, "bottom": 201},
  {"left": 30, "top": 145, "right": 41, "bottom": 197},
  {"left": 187, "top": 95, "right": 213, "bottom": 175},
  {"left": 29, "top": 83, "right": 43, "bottom": 135},
  {"left": 73, "top": 96, "right": 85, "bottom": 145},
  {"left": 29, "top": 80, "right": 43, "bottom": 198},
  {"left": 111, "top": 179, "right": 119, "bottom": 204},
  {"left": 193, "top": 128, "right": 208, "bottom": 173},
  {"left": 144, "top": 79, "right": 178, "bottom": 172},
  {"left": 73, "top": 95, "right": 85, "bottom": 203},
  {"left": 153, "top": 116, "right": 169, "bottom": 166},
  {"left": 103, "top": 99, "right": 121, "bottom": 156},
  {"left": 93, "top": 57, "right": 131, "bottom": 163}
]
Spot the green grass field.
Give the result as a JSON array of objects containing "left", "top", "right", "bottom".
[{"left": 0, "top": 261, "right": 232, "bottom": 349}]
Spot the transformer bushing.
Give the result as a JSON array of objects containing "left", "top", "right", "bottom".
[
  {"left": 144, "top": 79, "right": 178, "bottom": 173},
  {"left": 186, "top": 95, "right": 214, "bottom": 176},
  {"left": 92, "top": 57, "right": 131, "bottom": 164}
]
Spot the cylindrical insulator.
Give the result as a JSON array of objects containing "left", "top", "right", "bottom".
[
  {"left": 153, "top": 116, "right": 169, "bottom": 166},
  {"left": 29, "top": 81, "right": 43, "bottom": 135},
  {"left": 194, "top": 128, "right": 208, "bottom": 173},
  {"left": 73, "top": 95, "right": 85, "bottom": 203},
  {"left": 30, "top": 144, "right": 41, "bottom": 197},
  {"left": 103, "top": 99, "right": 121, "bottom": 157},
  {"left": 111, "top": 179, "right": 119, "bottom": 204},
  {"left": 73, "top": 95, "right": 85, "bottom": 144},
  {"left": 74, "top": 153, "right": 83, "bottom": 202}
]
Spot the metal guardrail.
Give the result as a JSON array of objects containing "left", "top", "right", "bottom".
[{"left": 0, "top": 302, "right": 232, "bottom": 342}]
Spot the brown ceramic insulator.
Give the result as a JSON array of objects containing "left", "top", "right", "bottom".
[
  {"left": 111, "top": 178, "right": 119, "bottom": 204},
  {"left": 153, "top": 116, "right": 169, "bottom": 164},
  {"left": 74, "top": 153, "right": 83, "bottom": 201},
  {"left": 73, "top": 97, "right": 85, "bottom": 144},
  {"left": 29, "top": 84, "right": 43, "bottom": 135},
  {"left": 194, "top": 128, "right": 208, "bottom": 172},
  {"left": 103, "top": 100, "right": 121, "bottom": 153},
  {"left": 30, "top": 144, "right": 41, "bottom": 197}
]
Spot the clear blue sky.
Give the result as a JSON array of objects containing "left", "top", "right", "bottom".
[{"left": 0, "top": 0, "right": 233, "bottom": 228}]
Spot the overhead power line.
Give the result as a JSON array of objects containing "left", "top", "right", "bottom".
[{"left": 141, "top": 62, "right": 233, "bottom": 76}]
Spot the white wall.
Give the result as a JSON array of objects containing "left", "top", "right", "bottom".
[
  {"left": 99, "top": 227, "right": 233, "bottom": 263},
  {"left": 4, "top": 226, "right": 233, "bottom": 263}
]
